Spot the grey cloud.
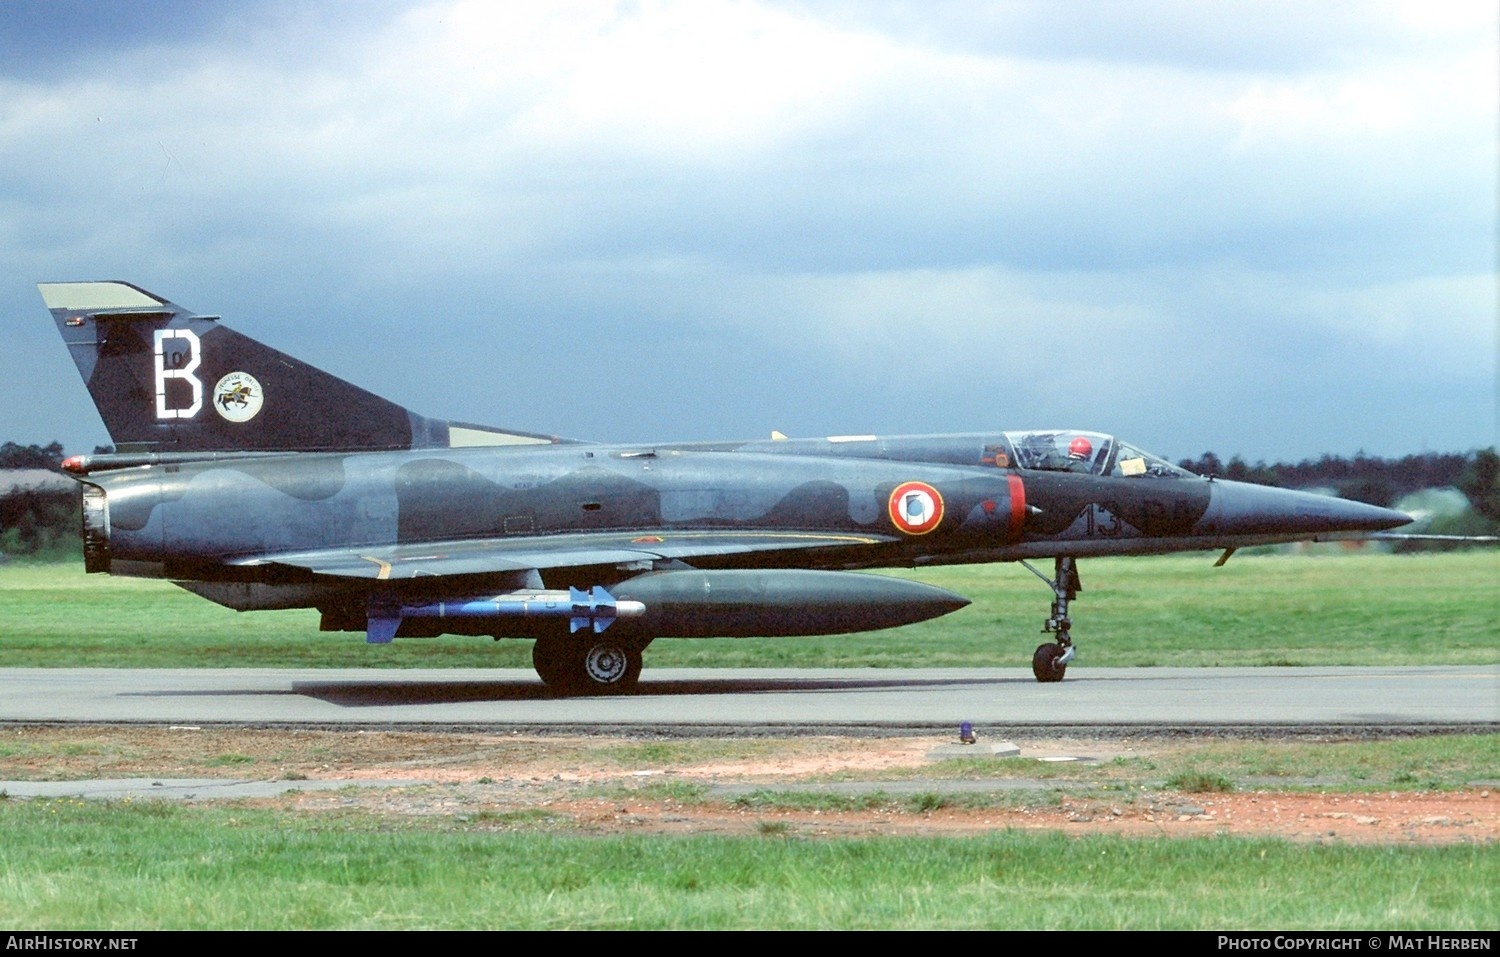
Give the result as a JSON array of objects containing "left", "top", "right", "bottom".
[{"left": 2, "top": 0, "right": 1493, "bottom": 462}]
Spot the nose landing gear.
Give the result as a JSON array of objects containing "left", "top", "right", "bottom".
[{"left": 1022, "top": 556, "right": 1080, "bottom": 683}]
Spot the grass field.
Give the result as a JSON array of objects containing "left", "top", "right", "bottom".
[
  {"left": 1, "top": 549, "right": 1495, "bottom": 669},
  {"left": 0, "top": 549, "right": 1495, "bottom": 930},
  {"left": 0, "top": 799, "right": 1492, "bottom": 929}
]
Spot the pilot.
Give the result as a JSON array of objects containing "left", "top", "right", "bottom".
[{"left": 1066, "top": 436, "right": 1093, "bottom": 472}]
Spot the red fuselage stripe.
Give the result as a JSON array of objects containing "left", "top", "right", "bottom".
[{"left": 1008, "top": 474, "right": 1026, "bottom": 539}]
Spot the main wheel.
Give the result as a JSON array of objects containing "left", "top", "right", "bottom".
[
  {"left": 580, "top": 637, "right": 643, "bottom": 695},
  {"left": 1032, "top": 642, "right": 1067, "bottom": 683},
  {"left": 533, "top": 636, "right": 644, "bottom": 695}
]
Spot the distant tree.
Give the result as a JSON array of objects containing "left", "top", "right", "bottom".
[
  {"left": 1242, "top": 460, "right": 1282, "bottom": 487},
  {"left": 1339, "top": 477, "right": 1397, "bottom": 508},
  {"left": 0, "top": 441, "right": 65, "bottom": 471},
  {"left": 1456, "top": 448, "right": 1500, "bottom": 522},
  {"left": 0, "top": 486, "right": 78, "bottom": 556},
  {"left": 1257, "top": 450, "right": 1471, "bottom": 496},
  {"left": 1179, "top": 452, "right": 1224, "bottom": 477},
  {"left": 0, "top": 440, "right": 76, "bottom": 556}
]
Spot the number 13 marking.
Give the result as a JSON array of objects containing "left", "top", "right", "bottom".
[{"left": 1085, "top": 503, "right": 1122, "bottom": 537}]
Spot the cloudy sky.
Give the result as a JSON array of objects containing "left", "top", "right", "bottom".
[{"left": 3, "top": 0, "right": 1494, "bottom": 463}]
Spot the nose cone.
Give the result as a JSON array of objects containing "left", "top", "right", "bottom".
[{"left": 1200, "top": 480, "right": 1411, "bottom": 538}]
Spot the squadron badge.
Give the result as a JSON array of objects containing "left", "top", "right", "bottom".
[{"left": 212, "top": 371, "right": 264, "bottom": 423}]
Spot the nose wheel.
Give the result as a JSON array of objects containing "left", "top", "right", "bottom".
[
  {"left": 1032, "top": 640, "right": 1069, "bottom": 682},
  {"left": 1022, "top": 556, "right": 1081, "bottom": 683}
]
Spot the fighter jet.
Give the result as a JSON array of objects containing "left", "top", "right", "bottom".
[{"left": 39, "top": 281, "right": 1412, "bottom": 694}]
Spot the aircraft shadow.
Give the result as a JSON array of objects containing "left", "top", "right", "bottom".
[
  {"left": 285, "top": 674, "right": 1017, "bottom": 707},
  {"left": 117, "top": 669, "right": 1275, "bottom": 708}
]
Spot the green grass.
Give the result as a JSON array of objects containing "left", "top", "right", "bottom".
[
  {"left": 880, "top": 734, "right": 1499, "bottom": 794},
  {"left": 0, "top": 800, "right": 1491, "bottom": 929},
  {"left": 1, "top": 550, "right": 1495, "bottom": 669},
  {"left": 667, "top": 549, "right": 1500, "bottom": 668},
  {"left": 572, "top": 734, "right": 1497, "bottom": 810},
  {"left": 570, "top": 734, "right": 1494, "bottom": 829},
  {"left": 1164, "top": 771, "right": 1235, "bottom": 793},
  {"left": 1140, "top": 736, "right": 1500, "bottom": 792}
]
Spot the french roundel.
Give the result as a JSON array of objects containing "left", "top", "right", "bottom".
[{"left": 888, "top": 481, "right": 944, "bottom": 535}]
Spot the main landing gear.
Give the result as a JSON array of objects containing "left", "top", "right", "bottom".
[
  {"left": 1020, "top": 556, "right": 1081, "bottom": 683},
  {"left": 532, "top": 634, "right": 648, "bottom": 696}
]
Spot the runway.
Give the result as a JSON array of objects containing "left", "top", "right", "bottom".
[{"left": 1, "top": 665, "right": 1494, "bottom": 731}]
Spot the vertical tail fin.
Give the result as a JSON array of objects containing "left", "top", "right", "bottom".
[{"left": 39, "top": 281, "right": 561, "bottom": 454}]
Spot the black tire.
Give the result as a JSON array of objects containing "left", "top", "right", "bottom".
[
  {"left": 532, "top": 637, "right": 580, "bottom": 693},
  {"left": 533, "top": 635, "right": 644, "bottom": 695},
  {"left": 1032, "top": 642, "right": 1067, "bottom": 683}
]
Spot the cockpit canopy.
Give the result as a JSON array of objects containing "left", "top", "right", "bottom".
[{"left": 1003, "top": 430, "right": 1195, "bottom": 479}]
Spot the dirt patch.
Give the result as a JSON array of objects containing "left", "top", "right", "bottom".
[
  {"left": 386, "top": 790, "right": 1495, "bottom": 843},
  {"left": 1, "top": 726, "right": 1493, "bottom": 844}
]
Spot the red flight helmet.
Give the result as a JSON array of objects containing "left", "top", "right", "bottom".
[{"left": 1067, "top": 435, "right": 1093, "bottom": 460}]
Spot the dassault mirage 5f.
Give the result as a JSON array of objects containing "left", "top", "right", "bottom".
[{"left": 40, "top": 281, "right": 1412, "bottom": 694}]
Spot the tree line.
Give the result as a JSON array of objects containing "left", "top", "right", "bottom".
[
  {"left": 1174, "top": 449, "right": 1496, "bottom": 512},
  {"left": 0, "top": 442, "right": 73, "bottom": 556},
  {"left": 2, "top": 441, "right": 1497, "bottom": 558}
]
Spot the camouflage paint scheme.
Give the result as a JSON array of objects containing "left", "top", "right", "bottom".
[{"left": 40, "top": 282, "right": 1411, "bottom": 694}]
